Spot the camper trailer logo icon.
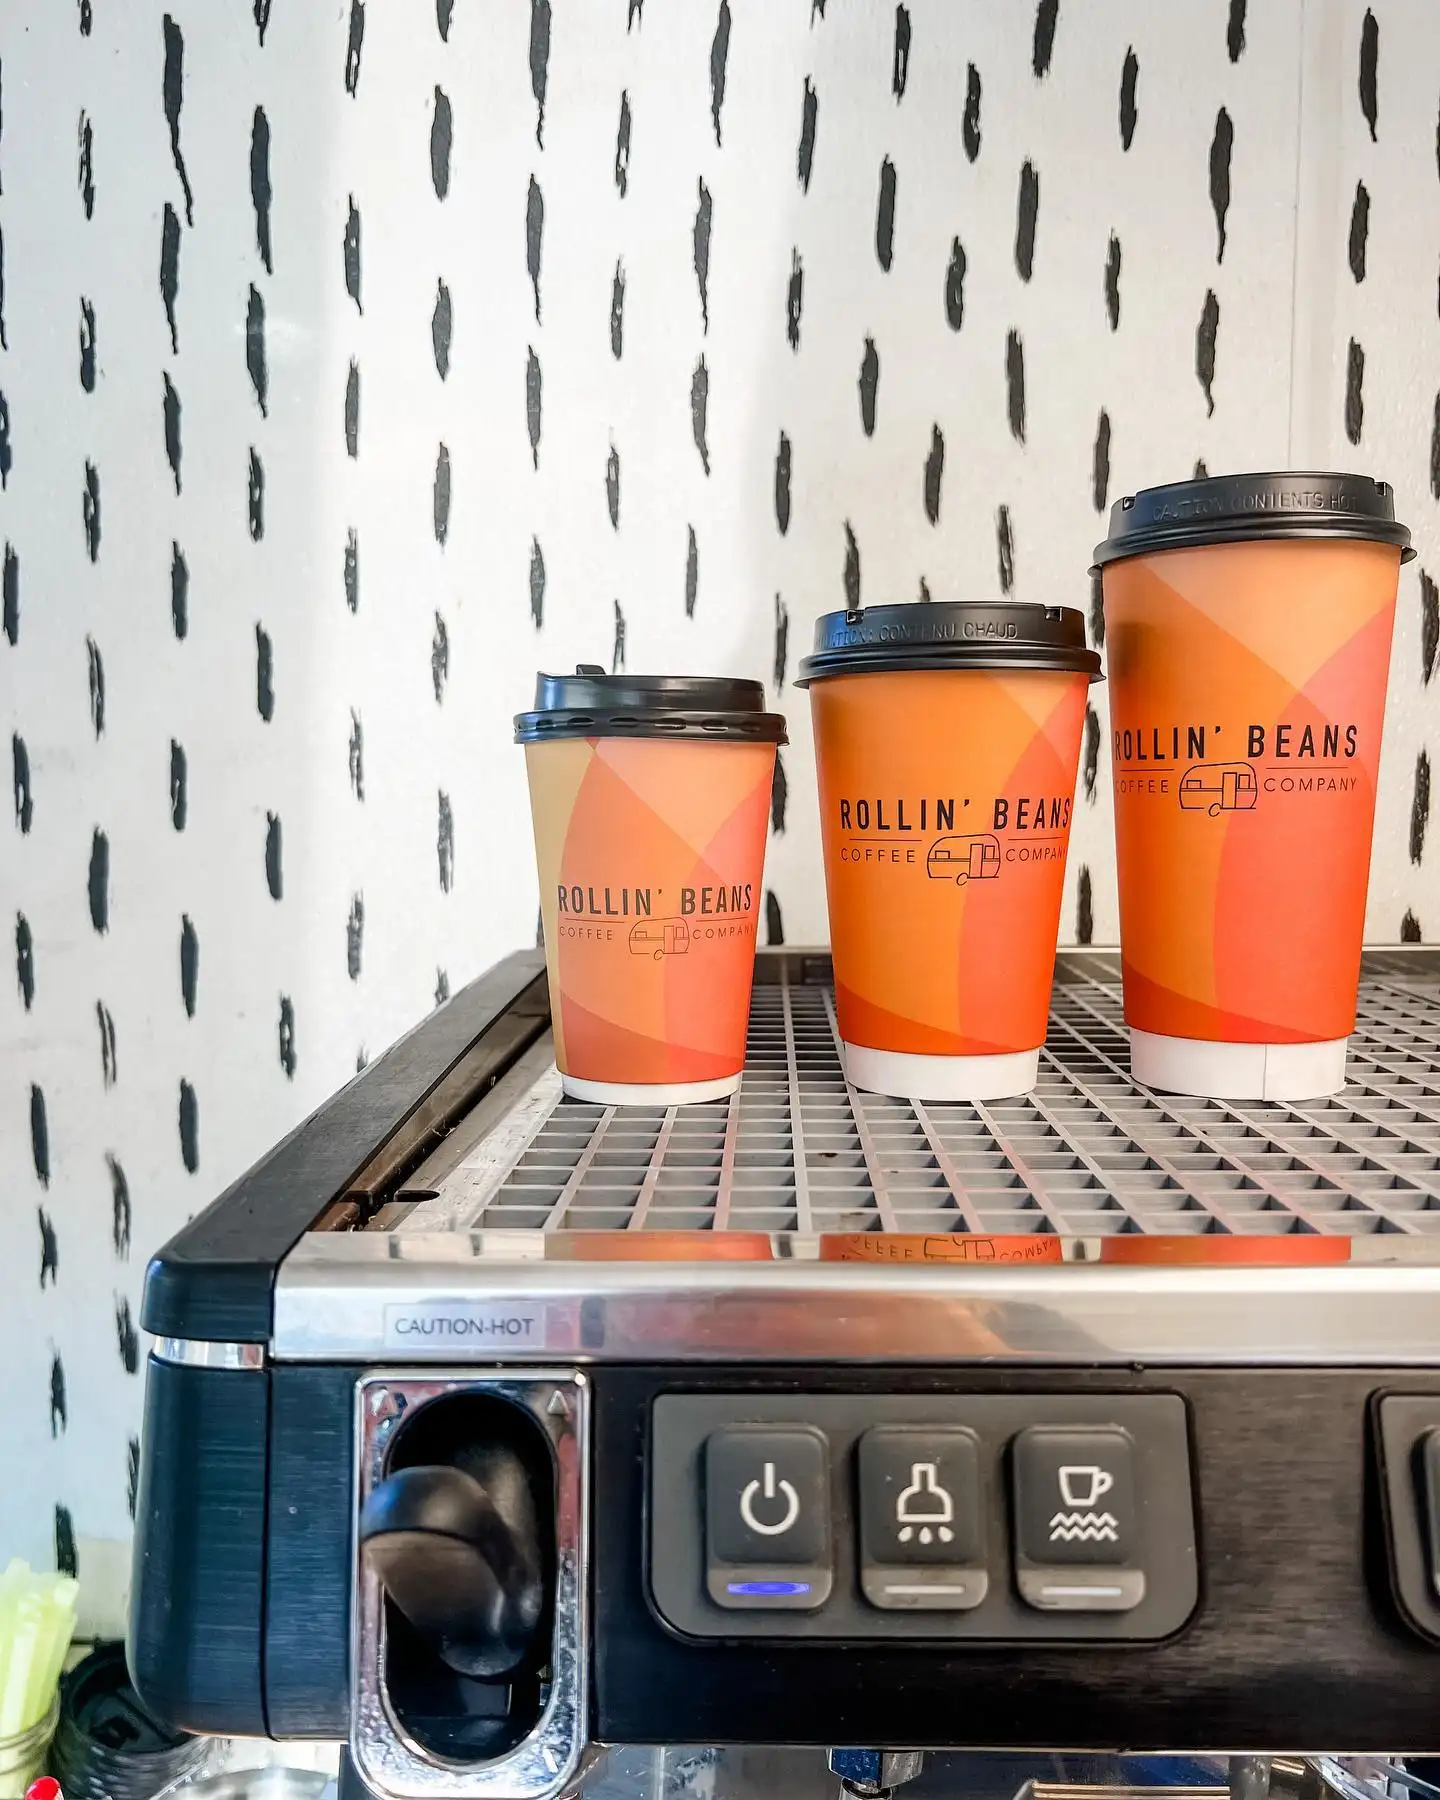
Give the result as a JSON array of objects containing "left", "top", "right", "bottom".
[
  {"left": 628, "top": 917, "right": 690, "bottom": 960},
  {"left": 926, "top": 834, "right": 1001, "bottom": 884},
  {"left": 1179, "top": 762, "right": 1258, "bottom": 817}
]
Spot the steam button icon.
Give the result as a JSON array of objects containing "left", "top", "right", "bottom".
[{"left": 895, "top": 1462, "right": 955, "bottom": 1545}]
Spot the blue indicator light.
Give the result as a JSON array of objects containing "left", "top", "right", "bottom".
[{"left": 726, "top": 1580, "right": 811, "bottom": 1596}]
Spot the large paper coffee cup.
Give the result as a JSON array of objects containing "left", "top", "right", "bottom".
[
  {"left": 1095, "top": 472, "right": 1411, "bottom": 1100},
  {"left": 798, "top": 603, "right": 1100, "bottom": 1102},
  {"left": 517, "top": 667, "right": 785, "bottom": 1106}
]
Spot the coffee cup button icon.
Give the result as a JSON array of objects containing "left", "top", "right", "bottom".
[{"left": 1058, "top": 1465, "right": 1114, "bottom": 1509}]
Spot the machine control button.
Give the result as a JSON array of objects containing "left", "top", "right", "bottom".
[
  {"left": 1425, "top": 1429, "right": 1440, "bottom": 1600},
  {"left": 705, "top": 1426, "right": 831, "bottom": 1610},
  {"left": 1012, "top": 1426, "right": 1145, "bottom": 1612},
  {"left": 857, "top": 1427, "right": 987, "bottom": 1610}
]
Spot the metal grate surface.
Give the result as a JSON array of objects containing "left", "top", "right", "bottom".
[{"left": 429, "top": 961, "right": 1440, "bottom": 1238}]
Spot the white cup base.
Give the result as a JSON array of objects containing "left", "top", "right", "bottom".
[
  {"left": 559, "top": 1071, "right": 742, "bottom": 1107},
  {"left": 1128, "top": 1028, "right": 1348, "bottom": 1100},
  {"left": 842, "top": 1042, "right": 1040, "bottom": 1102}
]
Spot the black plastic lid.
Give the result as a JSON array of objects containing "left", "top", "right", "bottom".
[
  {"left": 795, "top": 602, "right": 1101, "bottom": 684},
  {"left": 515, "top": 665, "right": 788, "bottom": 744},
  {"left": 1093, "top": 470, "right": 1413, "bottom": 568}
]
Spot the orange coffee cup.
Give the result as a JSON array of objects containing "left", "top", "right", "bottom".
[
  {"left": 1095, "top": 472, "right": 1411, "bottom": 1100},
  {"left": 798, "top": 602, "right": 1101, "bottom": 1101},
  {"left": 516, "top": 666, "right": 786, "bottom": 1105}
]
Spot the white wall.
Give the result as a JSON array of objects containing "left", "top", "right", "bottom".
[{"left": 1, "top": 0, "right": 1436, "bottom": 1626}]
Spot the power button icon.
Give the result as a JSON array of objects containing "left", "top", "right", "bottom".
[
  {"left": 705, "top": 1425, "right": 831, "bottom": 1609},
  {"left": 739, "top": 1461, "right": 801, "bottom": 1536}
]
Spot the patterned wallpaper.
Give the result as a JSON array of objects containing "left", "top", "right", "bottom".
[{"left": 1, "top": 0, "right": 1436, "bottom": 1626}]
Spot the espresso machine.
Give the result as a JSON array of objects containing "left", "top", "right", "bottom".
[{"left": 129, "top": 947, "right": 1440, "bottom": 1799}]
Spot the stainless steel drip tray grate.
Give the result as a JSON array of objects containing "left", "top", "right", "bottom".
[{"left": 397, "top": 953, "right": 1440, "bottom": 1239}]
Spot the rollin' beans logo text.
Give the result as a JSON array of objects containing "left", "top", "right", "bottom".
[
  {"left": 1113, "top": 720, "right": 1364, "bottom": 812},
  {"left": 554, "top": 882, "right": 756, "bottom": 956},
  {"left": 835, "top": 792, "right": 1072, "bottom": 880}
]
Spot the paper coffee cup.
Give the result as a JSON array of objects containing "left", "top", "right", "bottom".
[
  {"left": 1094, "top": 471, "right": 1411, "bottom": 1100},
  {"left": 516, "top": 666, "right": 786, "bottom": 1106},
  {"left": 798, "top": 603, "right": 1101, "bottom": 1102}
]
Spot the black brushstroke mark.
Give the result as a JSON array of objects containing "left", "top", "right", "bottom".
[
  {"left": 1082, "top": 704, "right": 1101, "bottom": 802},
  {"left": 160, "top": 205, "right": 180, "bottom": 352},
  {"left": 437, "top": 0, "right": 453, "bottom": 40},
  {"left": 162, "top": 18, "right": 193, "bottom": 224},
  {"left": 527, "top": 347, "right": 542, "bottom": 467},
  {"left": 944, "top": 237, "right": 966, "bottom": 330},
  {"left": 1227, "top": 0, "right": 1246, "bottom": 62},
  {"left": 1348, "top": 181, "right": 1369, "bottom": 282},
  {"left": 765, "top": 891, "right": 784, "bottom": 946},
  {"left": 1209, "top": 107, "right": 1232, "bottom": 263},
  {"left": 31, "top": 1084, "right": 49, "bottom": 1186},
  {"left": 2, "top": 543, "right": 14, "bottom": 644},
  {"left": 256, "top": 624, "right": 274, "bottom": 721},
  {"left": 345, "top": 0, "right": 365, "bottom": 96},
  {"left": 691, "top": 356, "right": 710, "bottom": 474},
  {"left": 843, "top": 521, "right": 860, "bottom": 607},
  {"left": 1412, "top": 749, "right": 1431, "bottom": 865},
  {"left": 344, "top": 197, "right": 362, "bottom": 312},
  {"left": 710, "top": 1, "right": 731, "bottom": 146},
  {"left": 527, "top": 174, "right": 544, "bottom": 322},
  {"left": 1119, "top": 47, "right": 1137, "bottom": 149},
  {"left": 996, "top": 505, "right": 1015, "bottom": 593},
  {"left": 349, "top": 710, "right": 364, "bottom": 799},
  {"left": 40, "top": 1212, "right": 59, "bottom": 1289},
  {"left": 438, "top": 791, "right": 455, "bottom": 891},
  {"left": 612, "top": 600, "right": 627, "bottom": 673},
  {"left": 1196, "top": 289, "right": 1219, "bottom": 417},
  {"left": 86, "top": 635, "right": 105, "bottom": 738},
  {"left": 346, "top": 895, "right": 364, "bottom": 979},
  {"left": 169, "top": 740, "right": 186, "bottom": 828},
  {"left": 12, "top": 733, "right": 31, "bottom": 833},
  {"left": 0, "top": 392, "right": 10, "bottom": 490},
  {"left": 432, "top": 613, "right": 448, "bottom": 702},
  {"left": 179, "top": 1080, "right": 199, "bottom": 1171},
  {"left": 1005, "top": 330, "right": 1026, "bottom": 443},
  {"left": 180, "top": 914, "right": 198, "bottom": 1016},
  {"left": 693, "top": 179, "right": 712, "bottom": 332},
  {"left": 610, "top": 260, "right": 624, "bottom": 359},
  {"left": 775, "top": 432, "right": 791, "bottom": 534},
  {"left": 773, "top": 594, "right": 789, "bottom": 692},
  {"left": 108, "top": 1154, "right": 130, "bottom": 1257},
  {"left": 277, "top": 998, "right": 295, "bottom": 1073},
  {"left": 436, "top": 968, "right": 451, "bottom": 1007},
  {"left": 55, "top": 1508, "right": 76, "bottom": 1578},
  {"left": 1359, "top": 9, "right": 1378, "bottom": 142},
  {"left": 858, "top": 338, "right": 879, "bottom": 436},
  {"left": 1092, "top": 409, "right": 1111, "bottom": 512},
  {"left": 433, "top": 278, "right": 452, "bottom": 377},
  {"left": 171, "top": 541, "right": 187, "bottom": 638},
  {"left": 1089, "top": 570, "right": 1105, "bottom": 649},
  {"left": 248, "top": 448, "right": 264, "bottom": 540},
  {"left": 771, "top": 751, "right": 788, "bottom": 834},
  {"left": 629, "top": 0, "right": 643, "bottom": 27},
  {"left": 530, "top": 537, "right": 545, "bottom": 628},
  {"left": 163, "top": 374, "right": 182, "bottom": 493},
  {"left": 962, "top": 64, "right": 981, "bottom": 162},
  {"left": 1105, "top": 232, "right": 1121, "bottom": 330},
  {"left": 16, "top": 913, "right": 33, "bottom": 1010},
  {"left": 1345, "top": 338, "right": 1364, "bottom": 444},
  {"left": 79, "top": 298, "right": 96, "bottom": 393},
  {"left": 1033, "top": 0, "right": 1059, "bottom": 75},
  {"left": 1421, "top": 570, "right": 1438, "bottom": 685},
  {"left": 265, "top": 811, "right": 282, "bottom": 899},
  {"left": 89, "top": 829, "right": 108, "bottom": 931},
  {"left": 798, "top": 79, "right": 817, "bottom": 191},
  {"left": 97, "top": 1002, "right": 116, "bottom": 1087},
  {"left": 615, "top": 92, "right": 632, "bottom": 197},
  {"left": 254, "top": 0, "right": 272, "bottom": 44},
  {"left": 345, "top": 529, "right": 359, "bottom": 612},
  {"left": 128, "top": 1438, "right": 140, "bottom": 1520},
  {"left": 1076, "top": 865, "right": 1094, "bottom": 945},
  {"left": 923, "top": 424, "right": 944, "bottom": 524},
  {"left": 344, "top": 359, "right": 359, "bottom": 457},
  {"left": 1401, "top": 910, "right": 1422, "bottom": 943},
  {"left": 356, "top": 1046, "right": 368, "bottom": 1073},
  {"left": 434, "top": 443, "right": 451, "bottom": 544},
  {"left": 431, "top": 87, "right": 452, "bottom": 199},
  {"left": 1194, "top": 457, "right": 1208, "bottom": 479},
  {"left": 79, "top": 111, "right": 95, "bottom": 219},
  {"left": 876, "top": 157, "right": 897, "bottom": 271},
  {"left": 892, "top": 6, "right": 911, "bottom": 98},
  {"left": 83, "top": 461, "right": 102, "bottom": 557},
  {"left": 685, "top": 526, "right": 698, "bottom": 618},
  {"left": 786, "top": 249, "right": 803, "bottom": 349},
  {"left": 246, "top": 287, "right": 267, "bottom": 419},
  {"left": 0, "top": 224, "right": 6, "bottom": 349},
  {"left": 1015, "top": 160, "right": 1038, "bottom": 280},
  {"left": 79, "top": 0, "right": 92, "bottom": 35},
  {"left": 50, "top": 1354, "right": 66, "bottom": 1437},
  {"left": 530, "top": 0, "right": 551, "bottom": 145},
  {"left": 251, "top": 106, "right": 272, "bottom": 273}
]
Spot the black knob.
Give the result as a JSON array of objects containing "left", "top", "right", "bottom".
[{"left": 359, "top": 1458, "right": 546, "bottom": 1679}]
